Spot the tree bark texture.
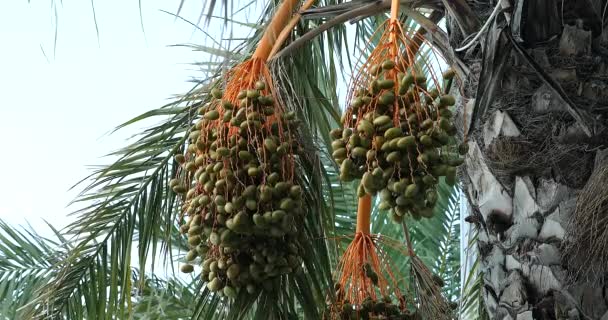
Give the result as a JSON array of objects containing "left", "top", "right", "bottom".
[{"left": 451, "top": 0, "right": 608, "bottom": 319}]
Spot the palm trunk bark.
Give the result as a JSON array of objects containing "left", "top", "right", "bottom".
[{"left": 451, "top": 1, "right": 608, "bottom": 319}]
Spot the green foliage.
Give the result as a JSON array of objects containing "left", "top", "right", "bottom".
[
  {"left": 459, "top": 231, "right": 490, "bottom": 319},
  {"left": 132, "top": 272, "right": 198, "bottom": 319},
  {"left": 1, "top": 1, "right": 471, "bottom": 319},
  {"left": 0, "top": 221, "right": 65, "bottom": 319}
]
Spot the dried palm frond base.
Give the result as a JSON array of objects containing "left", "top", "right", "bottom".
[
  {"left": 323, "top": 232, "right": 453, "bottom": 320},
  {"left": 563, "top": 161, "right": 608, "bottom": 283},
  {"left": 485, "top": 136, "right": 590, "bottom": 188}
]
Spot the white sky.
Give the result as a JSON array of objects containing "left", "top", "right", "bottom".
[{"left": 0, "top": 0, "right": 241, "bottom": 236}]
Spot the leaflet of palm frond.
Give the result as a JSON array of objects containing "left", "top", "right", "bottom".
[{"left": 330, "top": 5, "right": 464, "bottom": 223}]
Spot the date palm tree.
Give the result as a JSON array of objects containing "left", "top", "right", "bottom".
[{"left": 0, "top": 1, "right": 463, "bottom": 319}]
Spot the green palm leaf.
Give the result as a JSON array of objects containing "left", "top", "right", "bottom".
[{"left": 0, "top": 221, "right": 70, "bottom": 318}]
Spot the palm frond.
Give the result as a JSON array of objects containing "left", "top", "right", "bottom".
[
  {"left": 430, "top": 182, "right": 461, "bottom": 300},
  {"left": 132, "top": 272, "right": 199, "bottom": 319},
  {"left": 23, "top": 51, "right": 237, "bottom": 318},
  {"left": 25, "top": 99, "right": 196, "bottom": 318},
  {"left": 0, "top": 221, "right": 67, "bottom": 318},
  {"left": 458, "top": 227, "right": 489, "bottom": 319}
]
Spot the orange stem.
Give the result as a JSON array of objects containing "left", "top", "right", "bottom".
[
  {"left": 390, "top": 0, "right": 400, "bottom": 21},
  {"left": 253, "top": 0, "right": 299, "bottom": 60},
  {"left": 268, "top": 0, "right": 317, "bottom": 59},
  {"left": 356, "top": 195, "right": 372, "bottom": 234}
]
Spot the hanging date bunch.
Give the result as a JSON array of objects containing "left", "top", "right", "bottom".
[
  {"left": 324, "top": 198, "right": 452, "bottom": 319},
  {"left": 325, "top": 231, "right": 415, "bottom": 319},
  {"left": 169, "top": 0, "right": 308, "bottom": 299},
  {"left": 330, "top": 4, "right": 464, "bottom": 223},
  {"left": 326, "top": 1, "right": 454, "bottom": 318}
]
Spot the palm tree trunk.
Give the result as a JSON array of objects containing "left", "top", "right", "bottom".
[{"left": 452, "top": 1, "right": 608, "bottom": 319}]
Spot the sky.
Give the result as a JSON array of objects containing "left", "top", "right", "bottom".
[{"left": 0, "top": 0, "right": 246, "bottom": 236}]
